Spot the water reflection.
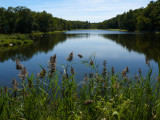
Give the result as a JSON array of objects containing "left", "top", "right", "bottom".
[
  {"left": 2, "top": 32, "right": 159, "bottom": 63},
  {"left": 0, "top": 33, "right": 68, "bottom": 62},
  {"left": 101, "top": 34, "right": 160, "bottom": 62},
  {"left": 0, "top": 30, "right": 160, "bottom": 86},
  {"left": 102, "top": 33, "right": 160, "bottom": 75}
]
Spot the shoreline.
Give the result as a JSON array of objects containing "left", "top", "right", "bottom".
[{"left": 0, "top": 29, "right": 159, "bottom": 48}]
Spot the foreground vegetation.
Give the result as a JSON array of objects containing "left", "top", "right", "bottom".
[{"left": 0, "top": 52, "right": 160, "bottom": 120}]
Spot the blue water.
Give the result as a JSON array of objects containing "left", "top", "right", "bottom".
[{"left": 0, "top": 30, "right": 159, "bottom": 87}]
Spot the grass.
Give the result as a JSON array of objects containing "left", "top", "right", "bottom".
[
  {"left": 30, "top": 31, "right": 66, "bottom": 36},
  {"left": 107, "top": 29, "right": 127, "bottom": 32},
  {"left": 0, "top": 53, "right": 160, "bottom": 120},
  {"left": 72, "top": 29, "right": 100, "bottom": 30},
  {"left": 0, "top": 34, "right": 33, "bottom": 47},
  {"left": 156, "top": 32, "right": 160, "bottom": 34}
]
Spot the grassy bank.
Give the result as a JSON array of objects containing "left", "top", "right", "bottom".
[
  {"left": 107, "top": 29, "right": 127, "bottom": 32},
  {"left": 30, "top": 31, "right": 66, "bottom": 36},
  {"left": 0, "top": 53, "right": 160, "bottom": 120},
  {"left": 0, "top": 31, "right": 65, "bottom": 48},
  {"left": 0, "top": 34, "right": 33, "bottom": 47},
  {"left": 156, "top": 32, "right": 160, "bottom": 35}
]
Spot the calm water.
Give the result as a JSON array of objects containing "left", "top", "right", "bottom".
[{"left": 0, "top": 30, "right": 160, "bottom": 87}]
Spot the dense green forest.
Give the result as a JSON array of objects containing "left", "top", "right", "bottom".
[
  {"left": 0, "top": 6, "right": 90, "bottom": 34},
  {"left": 98, "top": 0, "right": 160, "bottom": 32},
  {"left": 0, "top": 0, "right": 160, "bottom": 34}
]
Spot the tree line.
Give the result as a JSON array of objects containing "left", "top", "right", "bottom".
[
  {"left": 98, "top": 0, "right": 160, "bottom": 32},
  {"left": 0, "top": 6, "right": 91, "bottom": 34},
  {"left": 1, "top": 0, "right": 159, "bottom": 33}
]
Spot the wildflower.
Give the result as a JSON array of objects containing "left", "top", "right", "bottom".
[
  {"left": 121, "top": 71, "right": 126, "bottom": 77},
  {"left": 71, "top": 66, "right": 75, "bottom": 75},
  {"left": 112, "top": 66, "right": 114, "bottom": 75},
  {"left": 16, "top": 59, "right": 23, "bottom": 70},
  {"left": 103, "top": 60, "right": 107, "bottom": 67},
  {"left": 95, "top": 73, "right": 101, "bottom": 82},
  {"left": 127, "top": 80, "right": 132, "bottom": 86},
  {"left": 19, "top": 67, "right": 28, "bottom": 81},
  {"left": 135, "top": 75, "right": 140, "bottom": 83},
  {"left": 78, "top": 54, "right": 83, "bottom": 58},
  {"left": 135, "top": 75, "right": 139, "bottom": 80},
  {"left": 50, "top": 54, "right": 56, "bottom": 64},
  {"left": 138, "top": 68, "right": 142, "bottom": 75},
  {"left": 37, "top": 68, "right": 46, "bottom": 78},
  {"left": 84, "top": 100, "right": 93, "bottom": 105},
  {"left": 112, "top": 82, "right": 120, "bottom": 89},
  {"left": 125, "top": 66, "right": 129, "bottom": 73},
  {"left": 102, "top": 67, "right": 107, "bottom": 76},
  {"left": 83, "top": 74, "right": 88, "bottom": 85},
  {"left": 3, "top": 86, "right": 8, "bottom": 93},
  {"left": 49, "top": 54, "right": 57, "bottom": 76},
  {"left": 145, "top": 57, "right": 150, "bottom": 66},
  {"left": 66, "top": 52, "right": 73, "bottom": 62},
  {"left": 89, "top": 59, "right": 94, "bottom": 66},
  {"left": 12, "top": 78, "right": 18, "bottom": 91},
  {"left": 124, "top": 76, "right": 128, "bottom": 82},
  {"left": 121, "top": 66, "right": 129, "bottom": 77},
  {"left": 89, "top": 73, "right": 93, "bottom": 78},
  {"left": 157, "top": 76, "right": 160, "bottom": 82},
  {"left": 28, "top": 79, "right": 33, "bottom": 88},
  {"left": 107, "top": 72, "right": 110, "bottom": 78}
]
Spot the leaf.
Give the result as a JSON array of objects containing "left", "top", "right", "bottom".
[{"left": 112, "top": 111, "right": 120, "bottom": 119}]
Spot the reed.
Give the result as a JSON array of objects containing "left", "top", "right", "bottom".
[{"left": 0, "top": 53, "right": 160, "bottom": 120}]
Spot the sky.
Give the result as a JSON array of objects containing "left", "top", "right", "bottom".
[{"left": 0, "top": 0, "right": 156, "bottom": 22}]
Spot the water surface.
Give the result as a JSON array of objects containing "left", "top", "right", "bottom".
[{"left": 0, "top": 30, "right": 159, "bottom": 87}]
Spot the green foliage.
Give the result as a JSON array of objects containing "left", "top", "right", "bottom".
[
  {"left": 99, "top": 0, "right": 160, "bottom": 32},
  {"left": 0, "top": 7, "right": 91, "bottom": 34},
  {"left": 0, "top": 34, "right": 33, "bottom": 46},
  {"left": 0, "top": 53, "right": 160, "bottom": 119}
]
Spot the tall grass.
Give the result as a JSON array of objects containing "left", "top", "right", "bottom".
[
  {"left": 0, "top": 52, "right": 160, "bottom": 120},
  {"left": 0, "top": 34, "right": 33, "bottom": 47}
]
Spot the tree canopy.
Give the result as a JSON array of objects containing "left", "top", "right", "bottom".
[
  {"left": 1, "top": 0, "right": 160, "bottom": 33},
  {"left": 98, "top": 0, "right": 160, "bottom": 32},
  {"left": 0, "top": 6, "right": 91, "bottom": 34}
]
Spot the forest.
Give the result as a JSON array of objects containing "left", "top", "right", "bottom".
[
  {"left": 0, "top": 0, "right": 160, "bottom": 34},
  {"left": 98, "top": 0, "right": 160, "bottom": 32},
  {"left": 0, "top": 6, "right": 90, "bottom": 34}
]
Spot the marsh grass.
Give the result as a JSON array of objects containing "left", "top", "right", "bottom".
[
  {"left": 30, "top": 31, "right": 66, "bottom": 36},
  {"left": 0, "top": 53, "right": 160, "bottom": 120},
  {"left": 107, "top": 29, "right": 127, "bottom": 32},
  {"left": 0, "top": 34, "right": 33, "bottom": 47}
]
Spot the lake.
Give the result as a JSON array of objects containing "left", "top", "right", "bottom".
[{"left": 0, "top": 30, "right": 160, "bottom": 87}]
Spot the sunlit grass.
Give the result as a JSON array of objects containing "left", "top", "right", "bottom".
[
  {"left": 0, "top": 34, "right": 33, "bottom": 47},
  {"left": 107, "top": 29, "right": 127, "bottom": 32},
  {"left": 30, "top": 31, "right": 66, "bottom": 36}
]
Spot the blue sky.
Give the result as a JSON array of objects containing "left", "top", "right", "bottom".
[{"left": 0, "top": 0, "right": 155, "bottom": 22}]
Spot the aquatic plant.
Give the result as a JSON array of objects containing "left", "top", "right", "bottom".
[{"left": 0, "top": 53, "right": 160, "bottom": 120}]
